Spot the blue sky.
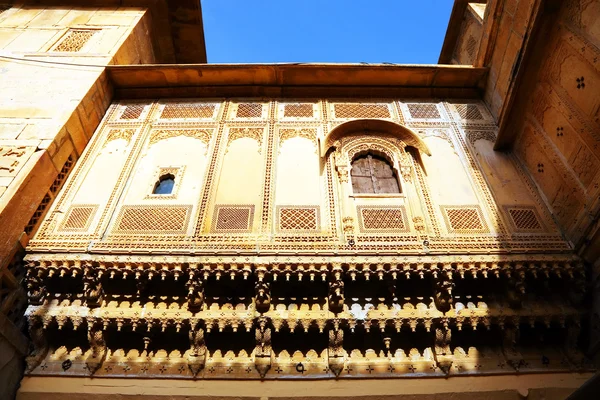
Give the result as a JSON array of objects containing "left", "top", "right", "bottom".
[{"left": 201, "top": 0, "right": 455, "bottom": 64}]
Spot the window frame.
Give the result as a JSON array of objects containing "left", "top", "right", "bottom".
[
  {"left": 348, "top": 149, "right": 404, "bottom": 198},
  {"left": 145, "top": 166, "right": 185, "bottom": 200}
]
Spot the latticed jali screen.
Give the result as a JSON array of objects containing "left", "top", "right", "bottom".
[
  {"left": 60, "top": 206, "right": 97, "bottom": 231},
  {"left": 407, "top": 103, "right": 441, "bottom": 119},
  {"left": 507, "top": 207, "right": 543, "bottom": 231},
  {"left": 115, "top": 206, "right": 191, "bottom": 233},
  {"left": 213, "top": 205, "right": 254, "bottom": 231},
  {"left": 442, "top": 206, "right": 487, "bottom": 233},
  {"left": 236, "top": 103, "right": 263, "bottom": 118},
  {"left": 53, "top": 29, "right": 96, "bottom": 52},
  {"left": 283, "top": 104, "right": 314, "bottom": 118},
  {"left": 278, "top": 207, "right": 319, "bottom": 231},
  {"left": 121, "top": 104, "right": 145, "bottom": 120},
  {"left": 333, "top": 103, "right": 391, "bottom": 119},
  {"left": 160, "top": 103, "right": 216, "bottom": 119},
  {"left": 455, "top": 104, "right": 484, "bottom": 120},
  {"left": 358, "top": 207, "right": 408, "bottom": 232}
]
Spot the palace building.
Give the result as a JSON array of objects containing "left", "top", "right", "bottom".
[{"left": 0, "top": 1, "right": 599, "bottom": 399}]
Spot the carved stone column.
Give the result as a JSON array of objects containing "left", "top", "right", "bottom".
[
  {"left": 334, "top": 150, "right": 355, "bottom": 243},
  {"left": 83, "top": 265, "right": 103, "bottom": 308},
  {"left": 433, "top": 269, "right": 454, "bottom": 313}
]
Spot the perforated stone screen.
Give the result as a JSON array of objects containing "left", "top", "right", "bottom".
[
  {"left": 283, "top": 104, "right": 314, "bottom": 118},
  {"left": 236, "top": 103, "right": 263, "bottom": 118},
  {"left": 407, "top": 104, "right": 441, "bottom": 119},
  {"left": 53, "top": 29, "right": 96, "bottom": 52},
  {"left": 60, "top": 205, "right": 97, "bottom": 231},
  {"left": 213, "top": 205, "right": 254, "bottom": 232},
  {"left": 121, "top": 104, "right": 144, "bottom": 120},
  {"left": 455, "top": 104, "right": 483, "bottom": 120},
  {"left": 507, "top": 207, "right": 543, "bottom": 231},
  {"left": 442, "top": 206, "right": 487, "bottom": 233},
  {"left": 160, "top": 103, "right": 216, "bottom": 119},
  {"left": 278, "top": 207, "right": 319, "bottom": 231},
  {"left": 358, "top": 206, "right": 409, "bottom": 232},
  {"left": 333, "top": 103, "right": 391, "bottom": 119},
  {"left": 114, "top": 206, "right": 191, "bottom": 234}
]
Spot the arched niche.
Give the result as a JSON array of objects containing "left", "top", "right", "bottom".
[{"left": 321, "top": 119, "right": 431, "bottom": 158}]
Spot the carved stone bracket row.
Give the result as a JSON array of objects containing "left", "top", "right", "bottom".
[{"left": 24, "top": 311, "right": 586, "bottom": 378}]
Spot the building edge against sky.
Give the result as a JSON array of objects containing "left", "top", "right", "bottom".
[{"left": 0, "top": 0, "right": 598, "bottom": 399}]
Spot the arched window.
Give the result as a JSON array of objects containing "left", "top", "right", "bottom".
[
  {"left": 153, "top": 174, "right": 175, "bottom": 195},
  {"left": 351, "top": 153, "right": 400, "bottom": 194}
]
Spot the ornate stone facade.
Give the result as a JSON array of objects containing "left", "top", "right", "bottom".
[{"left": 22, "top": 98, "right": 592, "bottom": 381}]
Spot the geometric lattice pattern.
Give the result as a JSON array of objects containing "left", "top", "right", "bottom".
[
  {"left": 278, "top": 206, "right": 319, "bottom": 231},
  {"left": 333, "top": 103, "right": 391, "bottom": 119},
  {"left": 407, "top": 103, "right": 441, "bottom": 119},
  {"left": 25, "top": 193, "right": 51, "bottom": 236},
  {"left": 507, "top": 207, "right": 543, "bottom": 231},
  {"left": 466, "top": 36, "right": 478, "bottom": 58},
  {"left": 455, "top": 104, "right": 483, "bottom": 120},
  {"left": 213, "top": 205, "right": 254, "bottom": 232},
  {"left": 358, "top": 206, "right": 408, "bottom": 232},
  {"left": 236, "top": 103, "right": 263, "bottom": 118},
  {"left": 60, "top": 205, "right": 97, "bottom": 231},
  {"left": 114, "top": 206, "right": 191, "bottom": 233},
  {"left": 283, "top": 104, "right": 314, "bottom": 118},
  {"left": 53, "top": 29, "right": 96, "bottom": 52},
  {"left": 442, "top": 206, "right": 487, "bottom": 233},
  {"left": 121, "top": 104, "right": 144, "bottom": 120},
  {"left": 160, "top": 103, "right": 216, "bottom": 119}
]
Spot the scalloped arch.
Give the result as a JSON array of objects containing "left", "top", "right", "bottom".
[{"left": 320, "top": 119, "right": 431, "bottom": 157}]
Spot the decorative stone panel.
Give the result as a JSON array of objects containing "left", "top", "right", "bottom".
[
  {"left": 441, "top": 205, "right": 488, "bottom": 233},
  {"left": 59, "top": 205, "right": 97, "bottom": 232},
  {"left": 332, "top": 103, "right": 391, "bottom": 119},
  {"left": 406, "top": 103, "right": 442, "bottom": 120},
  {"left": 504, "top": 206, "right": 545, "bottom": 232},
  {"left": 52, "top": 29, "right": 97, "bottom": 52},
  {"left": 281, "top": 103, "right": 316, "bottom": 119},
  {"left": 113, "top": 205, "right": 192, "bottom": 234},
  {"left": 277, "top": 206, "right": 320, "bottom": 232},
  {"left": 212, "top": 205, "right": 255, "bottom": 232},
  {"left": 159, "top": 102, "right": 218, "bottom": 120},
  {"left": 357, "top": 206, "right": 410, "bottom": 233}
]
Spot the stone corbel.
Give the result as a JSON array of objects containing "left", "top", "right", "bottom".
[
  {"left": 187, "top": 320, "right": 207, "bottom": 378},
  {"left": 328, "top": 319, "right": 345, "bottom": 377},
  {"left": 506, "top": 265, "right": 526, "bottom": 309},
  {"left": 83, "top": 265, "right": 104, "bottom": 308},
  {"left": 328, "top": 267, "right": 345, "bottom": 314},
  {"left": 186, "top": 268, "right": 204, "bottom": 313},
  {"left": 433, "top": 318, "right": 452, "bottom": 375},
  {"left": 254, "top": 316, "right": 272, "bottom": 379},
  {"left": 433, "top": 270, "right": 454, "bottom": 313},
  {"left": 501, "top": 320, "right": 524, "bottom": 371},
  {"left": 26, "top": 264, "right": 47, "bottom": 305},
  {"left": 86, "top": 319, "right": 107, "bottom": 375},
  {"left": 255, "top": 269, "right": 271, "bottom": 314},
  {"left": 564, "top": 320, "right": 584, "bottom": 369},
  {"left": 25, "top": 316, "right": 48, "bottom": 373}
]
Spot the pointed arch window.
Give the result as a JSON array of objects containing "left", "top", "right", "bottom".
[{"left": 350, "top": 153, "right": 400, "bottom": 194}]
